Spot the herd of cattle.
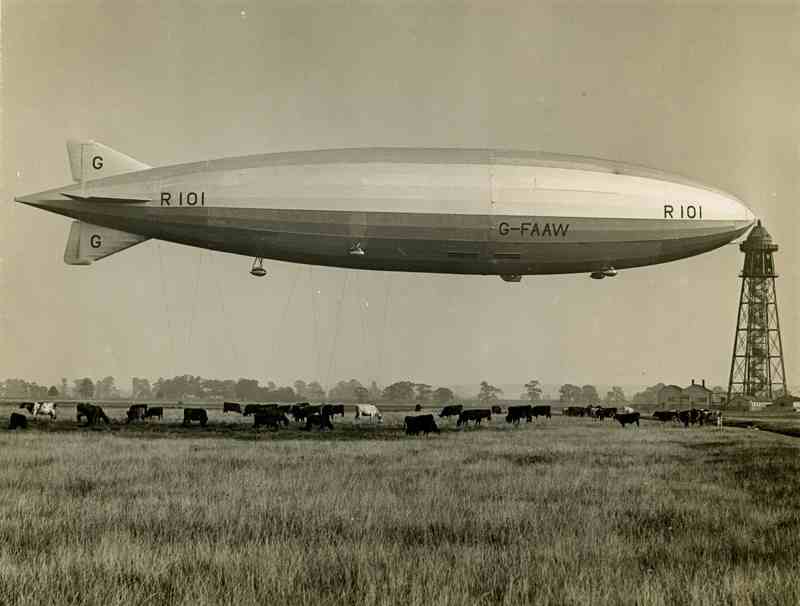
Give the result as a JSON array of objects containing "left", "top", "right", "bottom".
[{"left": 6, "top": 400, "right": 722, "bottom": 434}]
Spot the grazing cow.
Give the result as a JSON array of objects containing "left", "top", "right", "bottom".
[
  {"left": 594, "top": 407, "right": 616, "bottom": 421},
  {"left": 254, "top": 412, "right": 290, "bottom": 429},
  {"left": 652, "top": 410, "right": 678, "bottom": 423},
  {"left": 491, "top": 405, "right": 503, "bottom": 415},
  {"left": 9, "top": 413, "right": 28, "bottom": 430},
  {"left": 322, "top": 404, "right": 345, "bottom": 419},
  {"left": 183, "top": 408, "right": 208, "bottom": 427},
  {"left": 76, "top": 403, "right": 110, "bottom": 425},
  {"left": 439, "top": 404, "right": 463, "bottom": 419},
  {"left": 414, "top": 404, "right": 422, "bottom": 412},
  {"left": 506, "top": 405, "right": 533, "bottom": 425},
  {"left": 677, "top": 409, "right": 701, "bottom": 428},
  {"left": 144, "top": 406, "right": 163, "bottom": 420},
  {"left": 622, "top": 406, "right": 635, "bottom": 414},
  {"left": 457, "top": 408, "right": 492, "bottom": 427},
  {"left": 126, "top": 404, "right": 148, "bottom": 423},
  {"left": 223, "top": 402, "right": 242, "bottom": 414},
  {"left": 404, "top": 414, "right": 440, "bottom": 436},
  {"left": 276, "top": 404, "right": 293, "bottom": 414},
  {"left": 354, "top": 404, "right": 382, "bottom": 423},
  {"left": 293, "top": 404, "right": 321, "bottom": 421},
  {"left": 614, "top": 412, "right": 640, "bottom": 428},
  {"left": 532, "top": 405, "right": 552, "bottom": 419},
  {"left": 304, "top": 413, "right": 333, "bottom": 431},
  {"left": 563, "top": 406, "right": 585, "bottom": 417},
  {"left": 20, "top": 402, "right": 57, "bottom": 419},
  {"left": 243, "top": 403, "right": 277, "bottom": 416}
]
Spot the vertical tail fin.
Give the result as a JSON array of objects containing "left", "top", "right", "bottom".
[{"left": 67, "top": 141, "right": 150, "bottom": 183}]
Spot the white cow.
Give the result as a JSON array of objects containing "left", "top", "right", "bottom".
[
  {"left": 19, "top": 401, "right": 58, "bottom": 419},
  {"left": 354, "top": 404, "right": 383, "bottom": 424}
]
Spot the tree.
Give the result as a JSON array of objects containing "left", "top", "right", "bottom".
[
  {"left": 524, "top": 380, "right": 542, "bottom": 403},
  {"left": 382, "top": 381, "right": 416, "bottom": 402},
  {"left": 415, "top": 383, "right": 432, "bottom": 403},
  {"left": 433, "top": 387, "right": 454, "bottom": 404},
  {"left": 604, "top": 386, "right": 626, "bottom": 404},
  {"left": 293, "top": 380, "right": 308, "bottom": 399},
  {"left": 632, "top": 383, "right": 666, "bottom": 406},
  {"left": 132, "top": 378, "right": 152, "bottom": 400},
  {"left": 354, "top": 386, "right": 369, "bottom": 403},
  {"left": 559, "top": 384, "right": 581, "bottom": 404},
  {"left": 75, "top": 378, "right": 95, "bottom": 399},
  {"left": 368, "top": 381, "right": 381, "bottom": 401},
  {"left": 306, "top": 381, "right": 326, "bottom": 402},
  {"left": 47, "top": 386, "right": 59, "bottom": 397},
  {"left": 581, "top": 385, "right": 600, "bottom": 404},
  {"left": 478, "top": 381, "right": 502, "bottom": 405},
  {"left": 95, "top": 376, "right": 118, "bottom": 400},
  {"left": 329, "top": 379, "right": 366, "bottom": 401}
]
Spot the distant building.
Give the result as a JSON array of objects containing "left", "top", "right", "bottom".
[
  {"left": 684, "top": 379, "right": 712, "bottom": 407},
  {"left": 657, "top": 379, "right": 712, "bottom": 408},
  {"left": 657, "top": 385, "right": 683, "bottom": 408}
]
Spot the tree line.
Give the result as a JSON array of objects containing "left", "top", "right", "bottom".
[{"left": 7, "top": 376, "right": 726, "bottom": 406}]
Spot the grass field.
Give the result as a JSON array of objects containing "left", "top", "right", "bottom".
[{"left": 0, "top": 404, "right": 798, "bottom": 605}]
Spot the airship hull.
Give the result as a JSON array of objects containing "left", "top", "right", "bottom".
[{"left": 17, "top": 147, "right": 755, "bottom": 276}]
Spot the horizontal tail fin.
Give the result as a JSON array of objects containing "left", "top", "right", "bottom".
[
  {"left": 67, "top": 141, "right": 150, "bottom": 183},
  {"left": 64, "top": 221, "right": 149, "bottom": 265}
]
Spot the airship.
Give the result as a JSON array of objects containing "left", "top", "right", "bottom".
[{"left": 16, "top": 141, "right": 755, "bottom": 282}]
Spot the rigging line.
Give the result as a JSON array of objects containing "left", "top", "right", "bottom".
[
  {"left": 269, "top": 266, "right": 303, "bottom": 380},
  {"left": 155, "top": 241, "right": 177, "bottom": 366},
  {"left": 185, "top": 249, "right": 205, "bottom": 352},
  {"left": 377, "top": 271, "right": 393, "bottom": 389},
  {"left": 309, "top": 266, "right": 321, "bottom": 385},
  {"left": 353, "top": 271, "right": 370, "bottom": 384},
  {"left": 212, "top": 254, "right": 240, "bottom": 371},
  {"left": 326, "top": 270, "right": 350, "bottom": 391}
]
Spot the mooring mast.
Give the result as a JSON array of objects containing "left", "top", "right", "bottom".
[{"left": 727, "top": 220, "right": 787, "bottom": 403}]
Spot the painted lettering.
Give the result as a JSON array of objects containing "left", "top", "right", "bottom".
[
  {"left": 161, "top": 192, "right": 171, "bottom": 206},
  {"left": 664, "top": 204, "right": 674, "bottom": 218},
  {"left": 499, "top": 222, "right": 510, "bottom": 236},
  {"left": 92, "top": 156, "right": 103, "bottom": 170},
  {"left": 90, "top": 234, "right": 102, "bottom": 248}
]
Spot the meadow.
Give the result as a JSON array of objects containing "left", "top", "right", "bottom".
[{"left": 0, "top": 404, "right": 798, "bottom": 606}]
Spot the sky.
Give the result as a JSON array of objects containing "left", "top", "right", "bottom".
[{"left": 2, "top": 1, "right": 799, "bottom": 397}]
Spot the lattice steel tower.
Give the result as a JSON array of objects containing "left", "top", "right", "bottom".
[{"left": 727, "top": 221, "right": 787, "bottom": 403}]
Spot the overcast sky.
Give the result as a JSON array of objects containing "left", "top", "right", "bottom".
[{"left": 2, "top": 1, "right": 798, "bottom": 396}]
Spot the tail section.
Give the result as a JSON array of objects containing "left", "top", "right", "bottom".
[
  {"left": 64, "top": 221, "right": 149, "bottom": 265},
  {"left": 67, "top": 141, "right": 150, "bottom": 183}
]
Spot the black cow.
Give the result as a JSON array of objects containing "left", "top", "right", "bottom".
[
  {"left": 244, "top": 404, "right": 277, "bottom": 416},
  {"left": 532, "top": 405, "right": 552, "bottom": 419},
  {"left": 677, "top": 409, "right": 700, "bottom": 428},
  {"left": 563, "top": 406, "right": 585, "bottom": 417},
  {"left": 439, "top": 404, "right": 463, "bottom": 419},
  {"left": 276, "top": 404, "right": 293, "bottom": 414},
  {"left": 491, "top": 405, "right": 503, "bottom": 415},
  {"left": 293, "top": 404, "right": 321, "bottom": 421},
  {"left": 594, "top": 407, "right": 616, "bottom": 421},
  {"left": 254, "top": 412, "right": 290, "bottom": 429},
  {"left": 322, "top": 404, "right": 345, "bottom": 419},
  {"left": 506, "top": 405, "right": 533, "bottom": 425},
  {"left": 304, "top": 413, "right": 333, "bottom": 431},
  {"left": 404, "top": 414, "right": 440, "bottom": 435},
  {"left": 18, "top": 402, "right": 36, "bottom": 414},
  {"left": 653, "top": 410, "right": 678, "bottom": 423},
  {"left": 126, "top": 404, "right": 148, "bottom": 423},
  {"left": 223, "top": 402, "right": 242, "bottom": 414},
  {"left": 414, "top": 404, "right": 422, "bottom": 412},
  {"left": 76, "top": 403, "right": 110, "bottom": 426},
  {"left": 144, "top": 406, "right": 163, "bottom": 420},
  {"left": 9, "top": 413, "right": 28, "bottom": 430},
  {"left": 183, "top": 408, "right": 208, "bottom": 427},
  {"left": 614, "top": 412, "right": 640, "bottom": 428},
  {"left": 457, "top": 409, "right": 492, "bottom": 427}
]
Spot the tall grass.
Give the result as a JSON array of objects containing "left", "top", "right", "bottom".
[{"left": 0, "top": 413, "right": 798, "bottom": 605}]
